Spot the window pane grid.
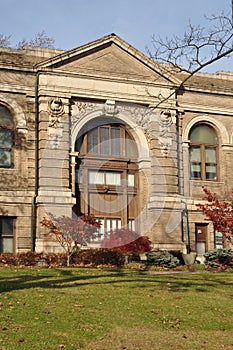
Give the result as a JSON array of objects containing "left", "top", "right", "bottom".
[
  {"left": 189, "top": 125, "right": 218, "bottom": 181},
  {"left": 87, "top": 125, "right": 124, "bottom": 156},
  {"left": 0, "top": 217, "right": 14, "bottom": 253},
  {"left": 0, "top": 130, "right": 12, "bottom": 168},
  {"left": 88, "top": 217, "right": 125, "bottom": 242},
  {"left": 88, "top": 170, "right": 121, "bottom": 186},
  {"left": 87, "top": 128, "right": 98, "bottom": 154}
]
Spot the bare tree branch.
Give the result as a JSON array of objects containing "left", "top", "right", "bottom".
[
  {"left": 147, "top": 12, "right": 233, "bottom": 108},
  {"left": 150, "top": 13, "right": 233, "bottom": 72},
  {"left": 17, "top": 31, "right": 55, "bottom": 49},
  {"left": 0, "top": 31, "right": 55, "bottom": 50},
  {"left": 0, "top": 34, "right": 11, "bottom": 48}
]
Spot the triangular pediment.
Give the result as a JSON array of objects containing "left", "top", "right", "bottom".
[{"left": 36, "top": 34, "right": 181, "bottom": 85}]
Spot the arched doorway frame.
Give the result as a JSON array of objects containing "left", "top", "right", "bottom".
[{"left": 71, "top": 107, "right": 151, "bottom": 238}]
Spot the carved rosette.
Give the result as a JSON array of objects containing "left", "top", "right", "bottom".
[{"left": 47, "top": 98, "right": 65, "bottom": 149}]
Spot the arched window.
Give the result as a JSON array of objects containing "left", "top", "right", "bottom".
[
  {"left": 76, "top": 120, "right": 137, "bottom": 158},
  {"left": 189, "top": 124, "right": 218, "bottom": 180},
  {"left": 0, "top": 105, "right": 14, "bottom": 168},
  {"left": 74, "top": 119, "right": 138, "bottom": 240}
]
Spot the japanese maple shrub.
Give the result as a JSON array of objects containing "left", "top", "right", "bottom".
[
  {"left": 41, "top": 214, "right": 101, "bottom": 266},
  {"left": 196, "top": 187, "right": 233, "bottom": 248},
  {"left": 101, "top": 228, "right": 152, "bottom": 256}
]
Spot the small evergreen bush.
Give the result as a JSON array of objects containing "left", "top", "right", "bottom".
[
  {"left": 146, "top": 251, "right": 180, "bottom": 268},
  {"left": 204, "top": 248, "right": 233, "bottom": 267}
]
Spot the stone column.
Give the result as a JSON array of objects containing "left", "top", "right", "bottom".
[
  {"left": 36, "top": 97, "right": 75, "bottom": 252},
  {"left": 182, "top": 141, "right": 190, "bottom": 197}
]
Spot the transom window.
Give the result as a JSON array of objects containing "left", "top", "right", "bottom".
[
  {"left": 189, "top": 124, "right": 218, "bottom": 181},
  {"left": 0, "top": 105, "right": 14, "bottom": 168},
  {"left": 0, "top": 217, "right": 15, "bottom": 253},
  {"left": 88, "top": 170, "right": 122, "bottom": 186},
  {"left": 76, "top": 121, "right": 138, "bottom": 159}
]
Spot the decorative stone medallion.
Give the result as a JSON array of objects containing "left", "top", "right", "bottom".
[{"left": 47, "top": 98, "right": 65, "bottom": 149}]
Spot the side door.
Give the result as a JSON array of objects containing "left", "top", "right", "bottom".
[{"left": 195, "top": 223, "right": 208, "bottom": 255}]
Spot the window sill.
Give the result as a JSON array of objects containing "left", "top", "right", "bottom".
[{"left": 190, "top": 179, "right": 225, "bottom": 185}]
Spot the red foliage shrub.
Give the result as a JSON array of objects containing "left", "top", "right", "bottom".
[
  {"left": 196, "top": 187, "right": 233, "bottom": 243},
  {"left": 41, "top": 213, "right": 101, "bottom": 266},
  {"left": 101, "top": 228, "right": 152, "bottom": 252}
]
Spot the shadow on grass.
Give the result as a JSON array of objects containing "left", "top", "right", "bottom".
[{"left": 0, "top": 268, "right": 232, "bottom": 294}]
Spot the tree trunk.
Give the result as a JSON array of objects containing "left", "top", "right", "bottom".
[{"left": 67, "top": 254, "right": 70, "bottom": 267}]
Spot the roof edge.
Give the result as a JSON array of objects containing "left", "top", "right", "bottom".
[{"left": 34, "top": 33, "right": 182, "bottom": 85}]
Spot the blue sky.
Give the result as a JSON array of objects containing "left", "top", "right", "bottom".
[{"left": 0, "top": 0, "right": 232, "bottom": 72}]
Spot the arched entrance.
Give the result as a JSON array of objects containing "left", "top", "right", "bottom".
[{"left": 73, "top": 117, "right": 139, "bottom": 240}]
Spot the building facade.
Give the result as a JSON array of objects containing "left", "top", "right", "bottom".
[{"left": 0, "top": 34, "right": 233, "bottom": 255}]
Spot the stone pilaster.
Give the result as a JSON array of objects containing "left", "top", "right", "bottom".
[{"left": 37, "top": 96, "right": 75, "bottom": 218}]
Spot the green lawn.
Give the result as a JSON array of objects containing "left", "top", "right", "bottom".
[{"left": 0, "top": 268, "right": 233, "bottom": 350}]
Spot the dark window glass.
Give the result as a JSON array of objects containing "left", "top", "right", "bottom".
[
  {"left": 0, "top": 105, "right": 14, "bottom": 168},
  {"left": 111, "top": 127, "right": 120, "bottom": 156},
  {"left": 189, "top": 124, "right": 218, "bottom": 144},
  {"left": 77, "top": 122, "right": 137, "bottom": 158},
  {"left": 100, "top": 127, "right": 109, "bottom": 155},
  {"left": 87, "top": 128, "right": 98, "bottom": 154},
  {"left": 0, "top": 217, "right": 14, "bottom": 253},
  {"left": 0, "top": 106, "right": 13, "bottom": 127},
  {"left": 190, "top": 146, "right": 201, "bottom": 179}
]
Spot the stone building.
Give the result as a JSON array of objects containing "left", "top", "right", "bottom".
[{"left": 0, "top": 34, "right": 232, "bottom": 256}]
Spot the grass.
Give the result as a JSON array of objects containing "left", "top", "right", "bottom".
[{"left": 0, "top": 267, "right": 233, "bottom": 350}]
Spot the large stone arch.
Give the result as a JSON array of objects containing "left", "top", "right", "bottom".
[
  {"left": 71, "top": 101, "right": 153, "bottom": 236},
  {"left": 0, "top": 94, "right": 27, "bottom": 134}
]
